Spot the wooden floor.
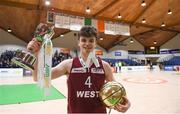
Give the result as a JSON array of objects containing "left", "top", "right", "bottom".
[{"left": 0, "top": 70, "right": 180, "bottom": 114}]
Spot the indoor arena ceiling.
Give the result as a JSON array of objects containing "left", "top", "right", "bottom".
[{"left": 0, "top": 0, "right": 180, "bottom": 51}]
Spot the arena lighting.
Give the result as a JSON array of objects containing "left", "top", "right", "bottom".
[
  {"left": 130, "top": 39, "right": 134, "bottom": 43},
  {"left": 161, "top": 22, "right": 166, "bottom": 27},
  {"left": 141, "top": 0, "right": 146, "bottom": 7},
  {"left": 167, "top": 9, "right": 172, "bottom": 15},
  {"left": 150, "top": 46, "right": 155, "bottom": 50},
  {"left": 86, "top": 6, "right": 91, "bottom": 13},
  {"left": 100, "top": 37, "right": 103, "bottom": 40},
  {"left": 60, "top": 34, "right": 64, "bottom": 37},
  {"left": 7, "top": 27, "right": 12, "bottom": 33},
  {"left": 118, "top": 13, "right": 122, "bottom": 19},
  {"left": 153, "top": 41, "right": 157, "bottom": 44},
  {"left": 45, "top": 0, "right": 50, "bottom": 6},
  {"left": 142, "top": 18, "right": 146, "bottom": 23}
]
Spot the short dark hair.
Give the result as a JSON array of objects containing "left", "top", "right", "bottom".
[{"left": 78, "top": 26, "right": 98, "bottom": 40}]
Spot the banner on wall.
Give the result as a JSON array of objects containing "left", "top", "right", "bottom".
[
  {"left": 116, "top": 23, "right": 130, "bottom": 36},
  {"left": 164, "top": 65, "right": 180, "bottom": 71},
  {"left": 95, "top": 50, "right": 103, "bottom": 56},
  {"left": 60, "top": 48, "right": 70, "bottom": 54},
  {"left": 47, "top": 11, "right": 55, "bottom": 24},
  {"left": 70, "top": 16, "right": 84, "bottom": 31},
  {"left": 0, "top": 68, "right": 23, "bottom": 77},
  {"left": 97, "top": 20, "right": 105, "bottom": 32},
  {"left": 160, "top": 49, "right": 180, "bottom": 54},
  {"left": 115, "top": 52, "right": 121, "bottom": 56},
  {"left": 160, "top": 50, "right": 169, "bottom": 54},
  {"left": 164, "top": 66, "right": 174, "bottom": 71},
  {"left": 105, "top": 21, "right": 130, "bottom": 36},
  {"left": 92, "top": 19, "right": 97, "bottom": 29},
  {"left": 55, "top": 14, "right": 70, "bottom": 29},
  {"left": 85, "top": 18, "right": 91, "bottom": 25},
  {"left": 54, "top": 12, "right": 130, "bottom": 36},
  {"left": 105, "top": 21, "right": 116, "bottom": 35}
]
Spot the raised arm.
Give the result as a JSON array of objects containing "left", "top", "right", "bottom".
[
  {"left": 51, "top": 59, "right": 73, "bottom": 79},
  {"left": 27, "top": 39, "right": 41, "bottom": 81}
]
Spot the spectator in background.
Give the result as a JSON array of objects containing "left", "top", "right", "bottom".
[
  {"left": 52, "top": 51, "right": 72, "bottom": 67},
  {"left": 0, "top": 50, "right": 18, "bottom": 68}
]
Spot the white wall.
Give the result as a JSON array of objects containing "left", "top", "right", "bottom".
[
  {"left": 52, "top": 31, "right": 79, "bottom": 50},
  {"left": 109, "top": 37, "right": 144, "bottom": 52},
  {"left": 0, "top": 28, "right": 27, "bottom": 53},
  {"left": 0, "top": 29, "right": 26, "bottom": 45},
  {"left": 161, "top": 33, "right": 180, "bottom": 49},
  {"left": 104, "top": 37, "right": 144, "bottom": 59},
  {"left": 106, "top": 50, "right": 128, "bottom": 59}
]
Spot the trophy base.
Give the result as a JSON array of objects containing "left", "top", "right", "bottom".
[{"left": 12, "top": 57, "right": 34, "bottom": 71}]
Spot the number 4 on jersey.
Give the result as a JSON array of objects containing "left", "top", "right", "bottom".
[{"left": 85, "top": 76, "right": 92, "bottom": 88}]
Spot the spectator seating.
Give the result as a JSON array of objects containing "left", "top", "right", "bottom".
[{"left": 164, "top": 56, "right": 180, "bottom": 65}]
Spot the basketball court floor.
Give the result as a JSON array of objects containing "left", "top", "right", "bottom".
[{"left": 0, "top": 70, "right": 180, "bottom": 114}]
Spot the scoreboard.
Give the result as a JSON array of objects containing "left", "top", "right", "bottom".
[{"left": 145, "top": 47, "right": 159, "bottom": 54}]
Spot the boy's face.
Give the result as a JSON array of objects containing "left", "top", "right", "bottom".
[{"left": 78, "top": 36, "right": 96, "bottom": 53}]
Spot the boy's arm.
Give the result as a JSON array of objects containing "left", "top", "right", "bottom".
[
  {"left": 102, "top": 60, "right": 115, "bottom": 82},
  {"left": 51, "top": 59, "right": 73, "bottom": 79},
  {"left": 32, "top": 52, "right": 38, "bottom": 81},
  {"left": 27, "top": 40, "right": 41, "bottom": 81},
  {"left": 32, "top": 52, "right": 72, "bottom": 81}
]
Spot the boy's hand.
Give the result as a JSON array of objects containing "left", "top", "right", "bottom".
[
  {"left": 114, "top": 97, "right": 131, "bottom": 113},
  {"left": 27, "top": 38, "right": 42, "bottom": 53}
]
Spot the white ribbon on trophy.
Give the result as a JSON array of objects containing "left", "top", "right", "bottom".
[
  {"left": 44, "top": 34, "right": 53, "bottom": 96},
  {"left": 37, "top": 44, "right": 44, "bottom": 89},
  {"left": 37, "top": 26, "right": 54, "bottom": 96}
]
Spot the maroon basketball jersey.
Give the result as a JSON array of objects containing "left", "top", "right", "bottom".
[{"left": 67, "top": 57, "right": 106, "bottom": 113}]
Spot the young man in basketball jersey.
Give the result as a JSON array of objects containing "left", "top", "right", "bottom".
[{"left": 27, "top": 26, "right": 130, "bottom": 113}]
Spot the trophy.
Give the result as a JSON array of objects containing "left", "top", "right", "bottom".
[{"left": 12, "top": 23, "right": 54, "bottom": 71}]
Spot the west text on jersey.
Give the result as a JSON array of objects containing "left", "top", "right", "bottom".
[{"left": 76, "top": 91, "right": 99, "bottom": 98}]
